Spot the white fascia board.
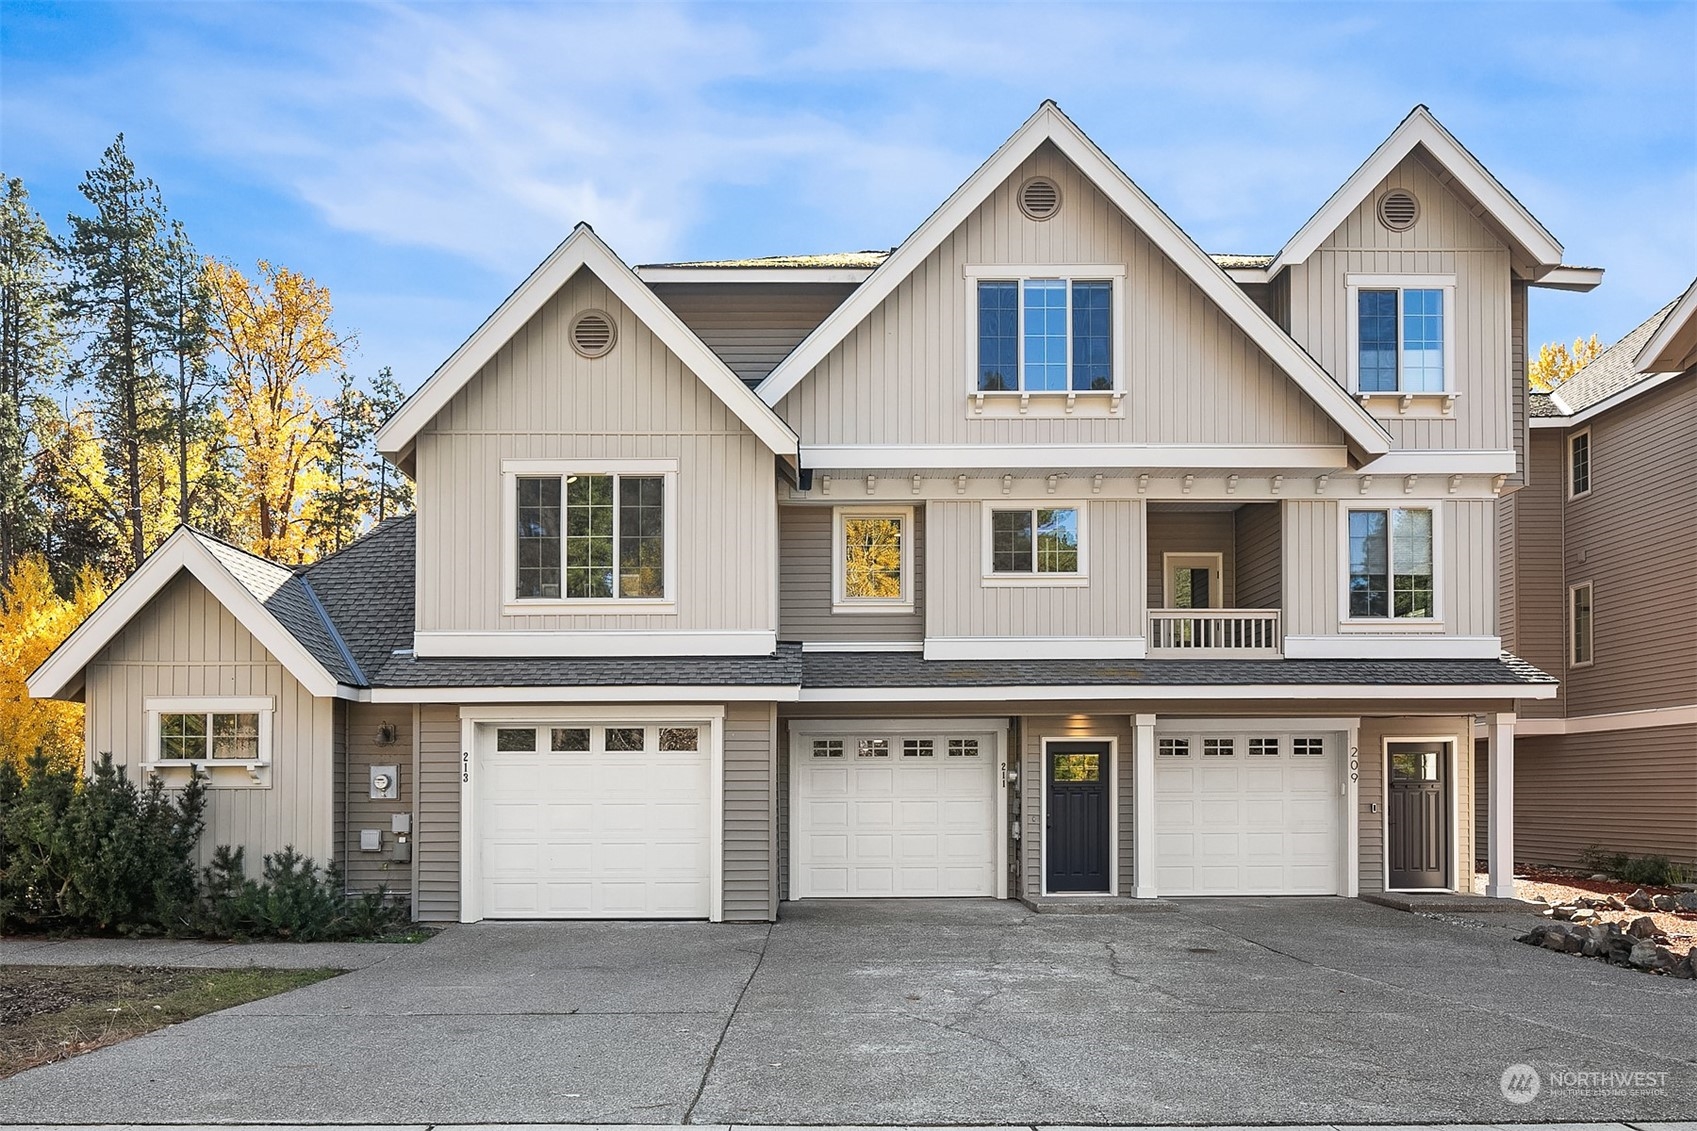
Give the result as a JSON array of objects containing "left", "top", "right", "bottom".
[
  {"left": 1517, "top": 704, "right": 1697, "bottom": 737},
  {"left": 924, "top": 636, "right": 1148, "bottom": 661},
  {"left": 1223, "top": 267, "right": 1271, "bottom": 284},
  {"left": 1356, "top": 450, "right": 1518, "bottom": 475},
  {"left": 757, "top": 101, "right": 1391, "bottom": 459},
  {"left": 1269, "top": 107, "right": 1563, "bottom": 275},
  {"left": 800, "top": 444, "right": 1350, "bottom": 471},
  {"left": 364, "top": 683, "right": 799, "bottom": 704},
  {"left": 411, "top": 629, "right": 778, "bottom": 658},
  {"left": 1282, "top": 634, "right": 1503, "bottom": 660},
  {"left": 1528, "top": 370, "right": 1687, "bottom": 429},
  {"left": 798, "top": 682, "right": 1554, "bottom": 703},
  {"left": 27, "top": 530, "right": 343, "bottom": 701},
  {"left": 1633, "top": 279, "right": 1697, "bottom": 373},
  {"left": 636, "top": 267, "right": 876, "bottom": 285},
  {"left": 1528, "top": 266, "right": 1605, "bottom": 292},
  {"left": 375, "top": 226, "right": 798, "bottom": 464}
]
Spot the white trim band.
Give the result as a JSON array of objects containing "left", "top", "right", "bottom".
[
  {"left": 1517, "top": 704, "right": 1697, "bottom": 737},
  {"left": 923, "top": 636, "right": 1147, "bottom": 661},
  {"left": 1283, "top": 634, "right": 1503, "bottom": 660},
  {"left": 411, "top": 630, "right": 778, "bottom": 658}
]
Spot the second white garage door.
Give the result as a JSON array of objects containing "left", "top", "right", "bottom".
[
  {"left": 1154, "top": 728, "right": 1343, "bottom": 896},
  {"left": 792, "top": 726, "right": 1002, "bottom": 898}
]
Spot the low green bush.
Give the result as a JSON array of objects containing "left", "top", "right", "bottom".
[
  {"left": 1579, "top": 846, "right": 1692, "bottom": 888},
  {"left": 0, "top": 750, "right": 409, "bottom": 939}
]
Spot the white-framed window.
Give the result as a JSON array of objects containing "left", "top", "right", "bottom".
[
  {"left": 982, "top": 502, "right": 1086, "bottom": 584},
  {"left": 1569, "top": 581, "right": 1593, "bottom": 667},
  {"left": 1567, "top": 428, "right": 1591, "bottom": 499},
  {"left": 144, "top": 697, "right": 274, "bottom": 769},
  {"left": 1344, "top": 274, "right": 1456, "bottom": 394},
  {"left": 964, "top": 266, "right": 1126, "bottom": 395},
  {"left": 832, "top": 506, "right": 914, "bottom": 611},
  {"left": 1344, "top": 504, "right": 1439, "bottom": 622},
  {"left": 501, "top": 459, "right": 678, "bottom": 610}
]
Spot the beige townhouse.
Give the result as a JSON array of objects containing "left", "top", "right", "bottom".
[{"left": 30, "top": 102, "right": 1600, "bottom": 921}]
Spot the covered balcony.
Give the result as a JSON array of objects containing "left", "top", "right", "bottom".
[{"left": 1146, "top": 501, "right": 1283, "bottom": 658}]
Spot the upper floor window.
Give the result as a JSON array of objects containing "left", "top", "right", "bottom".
[
  {"left": 1567, "top": 429, "right": 1591, "bottom": 498},
  {"left": 1569, "top": 581, "right": 1593, "bottom": 666},
  {"left": 969, "top": 268, "right": 1123, "bottom": 394},
  {"left": 985, "top": 504, "right": 1084, "bottom": 582},
  {"left": 1347, "top": 506, "right": 1436, "bottom": 620},
  {"left": 1346, "top": 275, "right": 1455, "bottom": 395},
  {"left": 833, "top": 506, "right": 913, "bottom": 611},
  {"left": 505, "top": 459, "right": 676, "bottom": 606}
]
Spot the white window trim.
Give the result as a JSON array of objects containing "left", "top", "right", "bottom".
[
  {"left": 832, "top": 505, "right": 915, "bottom": 613},
  {"left": 1566, "top": 428, "right": 1592, "bottom": 500},
  {"left": 1160, "top": 552, "right": 1224, "bottom": 609},
  {"left": 501, "top": 458, "right": 679, "bottom": 614},
  {"left": 980, "top": 500, "right": 1088, "bottom": 586},
  {"left": 142, "top": 696, "right": 275, "bottom": 775},
  {"left": 1379, "top": 735, "right": 1461, "bottom": 894},
  {"left": 1337, "top": 500, "right": 1445, "bottom": 630},
  {"left": 962, "top": 264, "right": 1127, "bottom": 408},
  {"left": 1568, "top": 580, "right": 1594, "bottom": 668},
  {"left": 1344, "top": 274, "right": 1457, "bottom": 398},
  {"left": 1038, "top": 734, "right": 1119, "bottom": 897}
]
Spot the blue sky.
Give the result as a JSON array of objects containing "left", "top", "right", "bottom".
[{"left": 3, "top": 1, "right": 1694, "bottom": 396}]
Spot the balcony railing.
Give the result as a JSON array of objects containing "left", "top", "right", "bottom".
[{"left": 1148, "top": 609, "right": 1282, "bottom": 658}]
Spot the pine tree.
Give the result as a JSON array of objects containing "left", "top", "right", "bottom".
[
  {"left": 0, "top": 176, "right": 65, "bottom": 580},
  {"left": 57, "top": 135, "right": 173, "bottom": 573},
  {"left": 366, "top": 366, "right": 413, "bottom": 524},
  {"left": 157, "top": 219, "right": 220, "bottom": 528}
]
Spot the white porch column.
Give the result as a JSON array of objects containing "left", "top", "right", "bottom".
[
  {"left": 1133, "top": 713, "right": 1158, "bottom": 899},
  {"left": 1486, "top": 712, "right": 1517, "bottom": 899}
]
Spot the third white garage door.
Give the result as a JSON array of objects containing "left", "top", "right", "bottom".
[
  {"left": 1154, "top": 727, "right": 1344, "bottom": 896},
  {"left": 791, "top": 724, "right": 1003, "bottom": 899}
]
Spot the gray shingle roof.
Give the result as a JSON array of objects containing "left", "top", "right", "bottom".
[
  {"left": 196, "top": 534, "right": 362, "bottom": 685},
  {"left": 371, "top": 645, "right": 804, "bottom": 688},
  {"left": 1542, "top": 298, "right": 1681, "bottom": 416},
  {"left": 800, "top": 650, "right": 1554, "bottom": 688},
  {"left": 298, "top": 515, "right": 417, "bottom": 681}
]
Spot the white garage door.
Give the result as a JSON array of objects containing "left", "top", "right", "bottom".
[
  {"left": 477, "top": 722, "right": 710, "bottom": 919},
  {"left": 793, "top": 728, "right": 999, "bottom": 898},
  {"left": 1155, "top": 729, "right": 1342, "bottom": 896}
]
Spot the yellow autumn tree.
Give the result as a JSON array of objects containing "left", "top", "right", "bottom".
[
  {"left": 205, "top": 259, "right": 351, "bottom": 561},
  {"left": 1530, "top": 334, "right": 1603, "bottom": 393},
  {"left": 0, "top": 555, "right": 111, "bottom": 775}
]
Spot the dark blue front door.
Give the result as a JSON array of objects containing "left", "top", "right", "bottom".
[{"left": 1046, "top": 742, "right": 1110, "bottom": 892}]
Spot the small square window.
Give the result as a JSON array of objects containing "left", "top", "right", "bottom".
[
  {"left": 859, "top": 739, "right": 891, "bottom": 758},
  {"left": 1292, "top": 738, "right": 1326, "bottom": 757},
  {"left": 1158, "top": 738, "right": 1190, "bottom": 758},
  {"left": 1248, "top": 738, "right": 1280, "bottom": 758},
  {"left": 1203, "top": 738, "right": 1235, "bottom": 757},
  {"left": 901, "top": 739, "right": 933, "bottom": 758},
  {"left": 160, "top": 713, "right": 208, "bottom": 760},
  {"left": 812, "top": 739, "right": 844, "bottom": 759},
  {"left": 550, "top": 727, "right": 590, "bottom": 752},
  {"left": 948, "top": 738, "right": 980, "bottom": 758},
  {"left": 210, "top": 713, "right": 260, "bottom": 760},
  {"left": 659, "top": 727, "right": 699, "bottom": 751},
  {"left": 604, "top": 727, "right": 646, "bottom": 752},
  {"left": 496, "top": 727, "right": 537, "bottom": 752}
]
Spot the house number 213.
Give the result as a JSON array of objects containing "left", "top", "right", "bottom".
[{"left": 462, "top": 752, "right": 470, "bottom": 783}]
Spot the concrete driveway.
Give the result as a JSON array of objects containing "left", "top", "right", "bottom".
[{"left": 2, "top": 897, "right": 1693, "bottom": 1125}]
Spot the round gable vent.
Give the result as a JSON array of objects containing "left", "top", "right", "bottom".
[
  {"left": 569, "top": 310, "right": 616, "bottom": 358},
  {"left": 1018, "top": 176, "right": 1062, "bottom": 221},
  {"left": 1377, "top": 188, "right": 1420, "bottom": 232}
]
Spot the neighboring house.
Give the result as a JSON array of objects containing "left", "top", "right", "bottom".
[
  {"left": 31, "top": 103, "right": 1604, "bottom": 922},
  {"left": 1484, "top": 282, "right": 1697, "bottom": 868}
]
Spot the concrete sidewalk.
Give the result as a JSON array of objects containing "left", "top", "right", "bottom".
[
  {"left": 1, "top": 933, "right": 430, "bottom": 969},
  {"left": 4, "top": 1124, "right": 1695, "bottom": 1131}
]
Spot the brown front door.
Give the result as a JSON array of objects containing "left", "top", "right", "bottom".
[{"left": 1386, "top": 742, "right": 1449, "bottom": 889}]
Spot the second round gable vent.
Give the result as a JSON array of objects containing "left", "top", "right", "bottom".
[
  {"left": 1377, "top": 189, "right": 1420, "bottom": 232},
  {"left": 1018, "top": 176, "right": 1062, "bottom": 221},
  {"left": 569, "top": 310, "right": 616, "bottom": 358}
]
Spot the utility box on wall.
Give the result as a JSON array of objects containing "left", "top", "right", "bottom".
[{"left": 369, "top": 765, "right": 399, "bottom": 800}]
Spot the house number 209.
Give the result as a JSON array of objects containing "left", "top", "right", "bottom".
[
  {"left": 1348, "top": 747, "right": 1359, "bottom": 783},
  {"left": 462, "top": 752, "right": 470, "bottom": 783}
]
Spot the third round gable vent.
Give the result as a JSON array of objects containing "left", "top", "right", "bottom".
[
  {"left": 1377, "top": 188, "right": 1420, "bottom": 232},
  {"left": 1018, "top": 176, "right": 1062, "bottom": 221},
  {"left": 569, "top": 310, "right": 617, "bottom": 358}
]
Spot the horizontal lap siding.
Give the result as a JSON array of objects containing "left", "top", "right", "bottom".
[
  {"left": 1358, "top": 716, "right": 1473, "bottom": 893},
  {"left": 341, "top": 702, "right": 415, "bottom": 896},
  {"left": 1286, "top": 152, "right": 1514, "bottom": 456},
  {"left": 414, "top": 705, "right": 462, "bottom": 923},
  {"left": 414, "top": 270, "right": 775, "bottom": 636},
  {"left": 83, "top": 573, "right": 333, "bottom": 872},
  {"left": 1234, "top": 503, "right": 1283, "bottom": 610},
  {"left": 1512, "top": 433, "right": 1567, "bottom": 717},
  {"left": 1516, "top": 727, "right": 1697, "bottom": 866},
  {"left": 650, "top": 283, "right": 856, "bottom": 384},
  {"left": 1146, "top": 511, "right": 1235, "bottom": 609},
  {"left": 1022, "top": 714, "right": 1135, "bottom": 897},
  {"left": 927, "top": 498, "right": 1142, "bottom": 640},
  {"left": 724, "top": 702, "right": 778, "bottom": 922},
  {"left": 779, "top": 504, "right": 924, "bottom": 643},
  {"left": 775, "top": 143, "right": 1346, "bottom": 450}
]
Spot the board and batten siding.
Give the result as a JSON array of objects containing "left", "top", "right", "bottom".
[
  {"left": 81, "top": 572, "right": 334, "bottom": 871},
  {"left": 1021, "top": 714, "right": 1136, "bottom": 898},
  {"left": 1282, "top": 497, "right": 1494, "bottom": 640},
  {"left": 926, "top": 498, "right": 1143, "bottom": 642},
  {"left": 339, "top": 701, "right": 414, "bottom": 896},
  {"left": 778, "top": 504, "right": 925, "bottom": 644},
  {"left": 413, "top": 268, "right": 777, "bottom": 637},
  {"left": 650, "top": 283, "right": 856, "bottom": 385},
  {"left": 775, "top": 143, "right": 1349, "bottom": 451},
  {"left": 1284, "top": 152, "right": 1515, "bottom": 456},
  {"left": 1559, "top": 376, "right": 1697, "bottom": 717},
  {"left": 411, "top": 701, "right": 777, "bottom": 923},
  {"left": 1513, "top": 727, "right": 1697, "bottom": 867}
]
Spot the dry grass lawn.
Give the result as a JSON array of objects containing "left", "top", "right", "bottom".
[{"left": 1, "top": 964, "right": 339, "bottom": 1078}]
